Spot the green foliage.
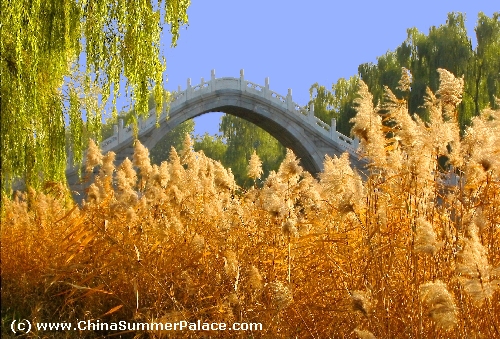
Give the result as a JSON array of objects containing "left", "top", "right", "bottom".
[
  {"left": 219, "top": 115, "right": 286, "bottom": 187},
  {"left": 468, "top": 12, "right": 500, "bottom": 125},
  {"left": 308, "top": 76, "right": 360, "bottom": 136},
  {"left": 1, "top": 0, "right": 190, "bottom": 194},
  {"left": 150, "top": 120, "right": 195, "bottom": 165},
  {"left": 194, "top": 133, "right": 228, "bottom": 162}
]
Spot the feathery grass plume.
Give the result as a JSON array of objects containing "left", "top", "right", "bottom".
[
  {"left": 268, "top": 281, "right": 293, "bottom": 311},
  {"left": 86, "top": 183, "right": 101, "bottom": 204},
  {"left": 282, "top": 213, "right": 298, "bottom": 238},
  {"left": 278, "top": 149, "right": 303, "bottom": 183},
  {"left": 199, "top": 155, "right": 215, "bottom": 186},
  {"left": 473, "top": 208, "right": 488, "bottom": 235},
  {"left": 320, "top": 153, "right": 365, "bottom": 214},
  {"left": 213, "top": 161, "right": 235, "bottom": 191},
  {"left": 118, "top": 157, "right": 137, "bottom": 188},
  {"left": 383, "top": 72, "right": 462, "bottom": 193},
  {"left": 126, "top": 207, "right": 137, "bottom": 224},
  {"left": 248, "top": 265, "right": 263, "bottom": 291},
  {"left": 31, "top": 188, "right": 49, "bottom": 223},
  {"left": 381, "top": 86, "right": 416, "bottom": 144},
  {"left": 456, "top": 222, "right": 499, "bottom": 303},
  {"left": 294, "top": 171, "right": 322, "bottom": 211},
  {"left": 422, "top": 71, "right": 462, "bottom": 168},
  {"left": 351, "top": 290, "right": 372, "bottom": 316},
  {"left": 354, "top": 328, "right": 377, "bottom": 339},
  {"left": 261, "top": 190, "right": 287, "bottom": 218},
  {"left": 168, "top": 146, "right": 185, "bottom": 186},
  {"left": 190, "top": 233, "right": 205, "bottom": 255},
  {"left": 397, "top": 67, "right": 412, "bottom": 92},
  {"left": 383, "top": 85, "right": 436, "bottom": 183},
  {"left": 133, "top": 140, "right": 153, "bottom": 188},
  {"left": 376, "top": 86, "right": 408, "bottom": 175},
  {"left": 94, "top": 151, "right": 116, "bottom": 199},
  {"left": 414, "top": 217, "right": 443, "bottom": 255},
  {"left": 461, "top": 105, "right": 500, "bottom": 188},
  {"left": 180, "top": 133, "right": 197, "bottom": 171},
  {"left": 158, "top": 161, "right": 170, "bottom": 188},
  {"left": 259, "top": 169, "right": 289, "bottom": 218},
  {"left": 143, "top": 164, "right": 163, "bottom": 202},
  {"left": 247, "top": 150, "right": 263, "bottom": 181},
  {"left": 436, "top": 68, "right": 464, "bottom": 116},
  {"left": 148, "top": 163, "right": 160, "bottom": 186},
  {"left": 100, "top": 151, "right": 116, "bottom": 177},
  {"left": 419, "top": 280, "right": 457, "bottom": 330},
  {"left": 350, "top": 81, "right": 387, "bottom": 167},
  {"left": 169, "top": 216, "right": 184, "bottom": 235},
  {"left": 115, "top": 158, "right": 138, "bottom": 205},
  {"left": 223, "top": 250, "right": 239, "bottom": 280},
  {"left": 85, "top": 139, "right": 102, "bottom": 173}
]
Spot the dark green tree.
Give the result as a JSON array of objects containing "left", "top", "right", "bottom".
[
  {"left": 467, "top": 12, "right": 500, "bottom": 123},
  {"left": 308, "top": 76, "right": 359, "bottom": 136},
  {"left": 219, "top": 115, "right": 286, "bottom": 187},
  {"left": 193, "top": 133, "right": 227, "bottom": 162}
]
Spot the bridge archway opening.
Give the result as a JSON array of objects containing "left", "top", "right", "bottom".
[
  {"left": 148, "top": 110, "right": 308, "bottom": 186},
  {"left": 192, "top": 112, "right": 224, "bottom": 137},
  {"left": 144, "top": 102, "right": 324, "bottom": 177}
]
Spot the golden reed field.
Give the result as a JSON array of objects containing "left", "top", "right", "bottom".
[{"left": 2, "top": 69, "right": 499, "bottom": 338}]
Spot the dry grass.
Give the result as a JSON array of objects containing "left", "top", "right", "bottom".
[{"left": 2, "top": 69, "right": 500, "bottom": 338}]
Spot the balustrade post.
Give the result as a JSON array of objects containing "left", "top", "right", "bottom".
[
  {"left": 264, "top": 77, "right": 270, "bottom": 100},
  {"left": 287, "top": 88, "right": 293, "bottom": 110},
  {"left": 353, "top": 137, "right": 360, "bottom": 150},
  {"left": 240, "top": 69, "right": 245, "bottom": 91},
  {"left": 211, "top": 69, "right": 215, "bottom": 91},
  {"left": 308, "top": 101, "right": 315, "bottom": 122},
  {"left": 330, "top": 118, "right": 337, "bottom": 139},
  {"left": 118, "top": 119, "right": 124, "bottom": 143},
  {"left": 186, "top": 78, "right": 192, "bottom": 100}
]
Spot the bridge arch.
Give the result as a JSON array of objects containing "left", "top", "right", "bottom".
[
  {"left": 142, "top": 88, "right": 324, "bottom": 173},
  {"left": 66, "top": 70, "right": 363, "bottom": 191}
]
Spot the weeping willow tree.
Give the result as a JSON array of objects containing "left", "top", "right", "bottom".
[{"left": 0, "top": 0, "right": 190, "bottom": 194}]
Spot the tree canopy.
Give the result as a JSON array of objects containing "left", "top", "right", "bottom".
[
  {"left": 1, "top": 0, "right": 190, "bottom": 194},
  {"left": 310, "top": 12, "right": 500, "bottom": 136}
]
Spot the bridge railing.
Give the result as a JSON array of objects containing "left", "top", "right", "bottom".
[{"left": 68, "top": 69, "right": 360, "bottom": 169}]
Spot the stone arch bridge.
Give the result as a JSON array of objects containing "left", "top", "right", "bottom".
[{"left": 67, "top": 69, "right": 364, "bottom": 192}]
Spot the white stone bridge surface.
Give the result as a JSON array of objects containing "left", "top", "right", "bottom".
[{"left": 66, "top": 69, "right": 364, "bottom": 192}]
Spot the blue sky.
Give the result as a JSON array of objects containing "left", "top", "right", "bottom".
[{"left": 121, "top": 1, "right": 498, "bottom": 136}]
